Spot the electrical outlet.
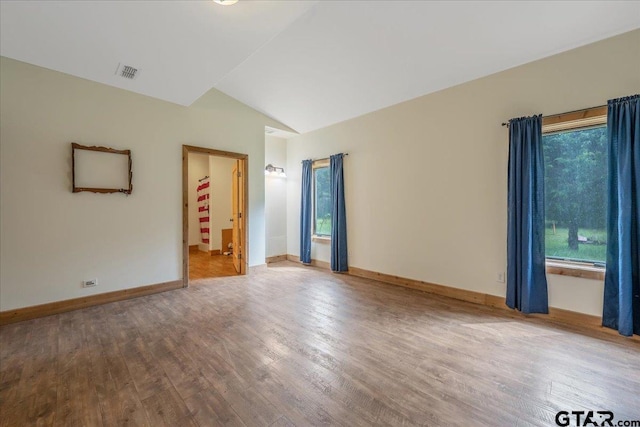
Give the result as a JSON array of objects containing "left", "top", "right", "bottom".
[
  {"left": 83, "top": 279, "right": 97, "bottom": 288},
  {"left": 497, "top": 272, "right": 505, "bottom": 283}
]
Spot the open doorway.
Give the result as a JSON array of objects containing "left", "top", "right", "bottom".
[{"left": 182, "top": 145, "right": 247, "bottom": 286}]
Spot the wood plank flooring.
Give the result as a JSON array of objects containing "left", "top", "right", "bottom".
[
  {"left": 1, "top": 261, "right": 638, "bottom": 426},
  {"left": 189, "top": 248, "right": 238, "bottom": 280}
]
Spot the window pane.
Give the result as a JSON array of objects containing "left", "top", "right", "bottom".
[
  {"left": 542, "top": 126, "right": 607, "bottom": 264},
  {"left": 314, "top": 167, "right": 331, "bottom": 235}
]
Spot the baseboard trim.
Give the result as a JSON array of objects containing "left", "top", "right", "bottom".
[
  {"left": 286, "top": 254, "right": 331, "bottom": 270},
  {"left": 348, "top": 266, "right": 493, "bottom": 306},
  {"left": 347, "top": 266, "right": 609, "bottom": 331},
  {"left": 0, "top": 280, "right": 183, "bottom": 325},
  {"left": 189, "top": 245, "right": 199, "bottom": 250},
  {"left": 482, "top": 294, "right": 604, "bottom": 328},
  {"left": 289, "top": 256, "right": 631, "bottom": 339},
  {"left": 266, "top": 255, "right": 287, "bottom": 264}
]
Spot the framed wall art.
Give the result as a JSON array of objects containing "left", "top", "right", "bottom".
[{"left": 71, "top": 142, "right": 132, "bottom": 194}]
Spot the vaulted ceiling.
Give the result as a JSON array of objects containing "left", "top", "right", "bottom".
[{"left": 2, "top": 1, "right": 639, "bottom": 134}]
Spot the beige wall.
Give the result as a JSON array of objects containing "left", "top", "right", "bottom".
[
  {"left": 265, "top": 135, "right": 288, "bottom": 257},
  {"left": 286, "top": 30, "right": 640, "bottom": 317},
  {"left": 0, "top": 57, "right": 288, "bottom": 310}
]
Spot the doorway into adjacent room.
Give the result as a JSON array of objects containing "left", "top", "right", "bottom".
[{"left": 182, "top": 145, "right": 247, "bottom": 285}]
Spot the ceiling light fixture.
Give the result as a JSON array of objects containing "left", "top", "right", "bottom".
[{"left": 213, "top": 0, "right": 238, "bottom": 5}]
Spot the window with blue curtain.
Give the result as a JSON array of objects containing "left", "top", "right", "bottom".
[
  {"left": 506, "top": 115, "right": 549, "bottom": 314},
  {"left": 603, "top": 94, "right": 640, "bottom": 337},
  {"left": 330, "top": 153, "right": 348, "bottom": 272},
  {"left": 300, "top": 159, "right": 313, "bottom": 264},
  {"left": 313, "top": 163, "right": 331, "bottom": 237}
]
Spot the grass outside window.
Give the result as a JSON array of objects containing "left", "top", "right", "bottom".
[
  {"left": 541, "top": 107, "right": 607, "bottom": 279},
  {"left": 313, "top": 160, "right": 331, "bottom": 238}
]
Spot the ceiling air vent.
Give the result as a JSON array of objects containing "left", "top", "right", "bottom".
[{"left": 115, "top": 63, "right": 140, "bottom": 80}]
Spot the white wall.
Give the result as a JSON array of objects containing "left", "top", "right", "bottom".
[
  {"left": 286, "top": 30, "right": 640, "bottom": 317},
  {"left": 188, "top": 153, "right": 209, "bottom": 246},
  {"left": 0, "top": 56, "right": 291, "bottom": 311},
  {"left": 265, "top": 135, "right": 288, "bottom": 257},
  {"left": 208, "top": 156, "right": 236, "bottom": 252}
]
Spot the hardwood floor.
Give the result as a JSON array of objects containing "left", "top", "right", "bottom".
[
  {"left": 1, "top": 261, "right": 638, "bottom": 426},
  {"left": 189, "top": 248, "right": 238, "bottom": 280}
]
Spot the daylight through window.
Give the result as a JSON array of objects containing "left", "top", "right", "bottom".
[
  {"left": 542, "top": 116, "right": 607, "bottom": 266},
  {"left": 313, "top": 162, "right": 331, "bottom": 236}
]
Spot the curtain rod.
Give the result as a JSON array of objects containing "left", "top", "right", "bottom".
[
  {"left": 304, "top": 153, "right": 349, "bottom": 163},
  {"left": 198, "top": 175, "right": 209, "bottom": 182},
  {"left": 501, "top": 104, "right": 606, "bottom": 127}
]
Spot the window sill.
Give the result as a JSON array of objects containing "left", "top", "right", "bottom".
[
  {"left": 546, "top": 260, "right": 605, "bottom": 281},
  {"left": 312, "top": 235, "right": 331, "bottom": 243}
]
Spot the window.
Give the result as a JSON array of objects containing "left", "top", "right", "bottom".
[
  {"left": 541, "top": 107, "right": 607, "bottom": 278},
  {"left": 313, "top": 160, "right": 331, "bottom": 237}
]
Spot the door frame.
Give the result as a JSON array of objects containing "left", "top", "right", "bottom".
[{"left": 182, "top": 145, "right": 249, "bottom": 287}]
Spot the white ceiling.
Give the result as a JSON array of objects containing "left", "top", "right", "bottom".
[
  {"left": 0, "top": 1, "right": 315, "bottom": 106},
  {"left": 2, "top": 1, "right": 639, "bottom": 134}
]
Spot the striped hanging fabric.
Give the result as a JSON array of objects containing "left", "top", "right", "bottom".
[{"left": 197, "top": 177, "right": 210, "bottom": 244}]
